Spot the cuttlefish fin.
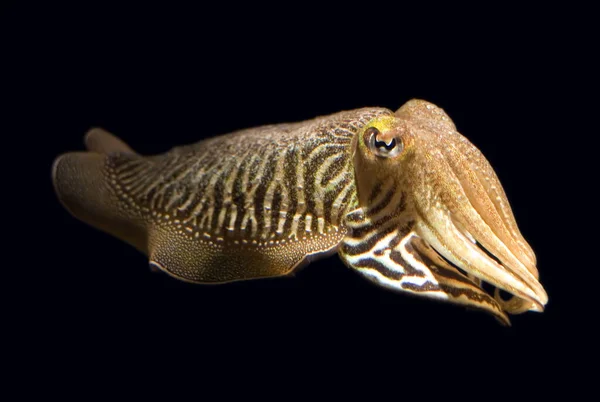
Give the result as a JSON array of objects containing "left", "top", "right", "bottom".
[
  {"left": 52, "top": 132, "right": 147, "bottom": 253},
  {"left": 147, "top": 221, "right": 345, "bottom": 284},
  {"left": 84, "top": 127, "right": 138, "bottom": 155}
]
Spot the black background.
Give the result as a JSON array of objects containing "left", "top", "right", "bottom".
[{"left": 4, "top": 2, "right": 595, "bottom": 396}]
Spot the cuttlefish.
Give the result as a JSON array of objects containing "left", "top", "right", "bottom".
[{"left": 52, "top": 99, "right": 547, "bottom": 325}]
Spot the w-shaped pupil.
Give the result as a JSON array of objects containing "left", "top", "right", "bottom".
[{"left": 375, "top": 137, "right": 396, "bottom": 151}]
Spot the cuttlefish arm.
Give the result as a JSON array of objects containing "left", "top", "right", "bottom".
[{"left": 340, "top": 100, "right": 547, "bottom": 325}]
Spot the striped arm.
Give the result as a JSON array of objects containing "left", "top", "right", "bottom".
[{"left": 339, "top": 209, "right": 510, "bottom": 325}]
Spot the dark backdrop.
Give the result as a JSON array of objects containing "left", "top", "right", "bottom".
[{"left": 4, "top": 2, "right": 593, "bottom": 396}]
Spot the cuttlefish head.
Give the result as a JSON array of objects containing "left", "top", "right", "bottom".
[{"left": 348, "top": 99, "right": 547, "bottom": 323}]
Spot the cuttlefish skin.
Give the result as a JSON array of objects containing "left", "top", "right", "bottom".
[{"left": 52, "top": 99, "right": 547, "bottom": 325}]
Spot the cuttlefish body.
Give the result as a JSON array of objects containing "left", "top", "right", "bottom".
[{"left": 52, "top": 99, "right": 547, "bottom": 324}]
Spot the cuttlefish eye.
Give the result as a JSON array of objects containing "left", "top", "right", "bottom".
[{"left": 365, "top": 127, "right": 403, "bottom": 158}]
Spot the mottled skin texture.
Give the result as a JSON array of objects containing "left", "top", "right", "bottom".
[{"left": 52, "top": 99, "right": 547, "bottom": 325}]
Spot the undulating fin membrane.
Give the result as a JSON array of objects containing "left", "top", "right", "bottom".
[
  {"left": 84, "top": 127, "right": 138, "bottom": 155},
  {"left": 147, "top": 227, "right": 344, "bottom": 284},
  {"left": 52, "top": 129, "right": 147, "bottom": 253}
]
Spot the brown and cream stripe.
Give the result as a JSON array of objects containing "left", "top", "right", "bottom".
[{"left": 105, "top": 108, "right": 393, "bottom": 248}]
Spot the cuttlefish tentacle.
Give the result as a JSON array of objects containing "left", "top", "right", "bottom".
[
  {"left": 394, "top": 102, "right": 546, "bottom": 313},
  {"left": 52, "top": 99, "right": 546, "bottom": 324},
  {"left": 410, "top": 152, "right": 546, "bottom": 312},
  {"left": 395, "top": 103, "right": 536, "bottom": 267},
  {"left": 450, "top": 130, "right": 538, "bottom": 268},
  {"left": 441, "top": 135, "right": 537, "bottom": 272}
]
